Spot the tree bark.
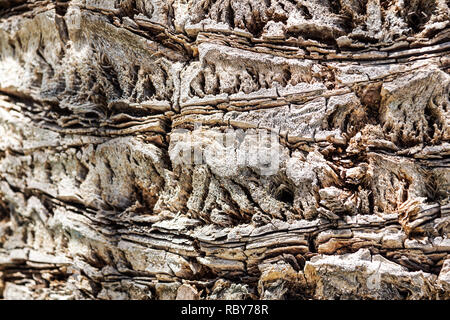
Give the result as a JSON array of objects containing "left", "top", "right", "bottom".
[{"left": 0, "top": 0, "right": 449, "bottom": 300}]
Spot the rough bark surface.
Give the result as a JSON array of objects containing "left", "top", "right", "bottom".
[{"left": 0, "top": 0, "right": 449, "bottom": 300}]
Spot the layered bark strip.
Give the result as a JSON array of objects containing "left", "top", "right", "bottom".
[{"left": 0, "top": 0, "right": 449, "bottom": 300}]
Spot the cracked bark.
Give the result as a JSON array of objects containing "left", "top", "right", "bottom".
[{"left": 0, "top": 0, "right": 449, "bottom": 300}]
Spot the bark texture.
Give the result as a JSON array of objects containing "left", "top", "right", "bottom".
[{"left": 0, "top": 0, "right": 449, "bottom": 300}]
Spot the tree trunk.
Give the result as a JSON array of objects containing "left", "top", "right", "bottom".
[{"left": 0, "top": 0, "right": 449, "bottom": 300}]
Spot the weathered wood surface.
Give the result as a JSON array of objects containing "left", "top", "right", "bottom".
[{"left": 0, "top": 0, "right": 449, "bottom": 300}]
